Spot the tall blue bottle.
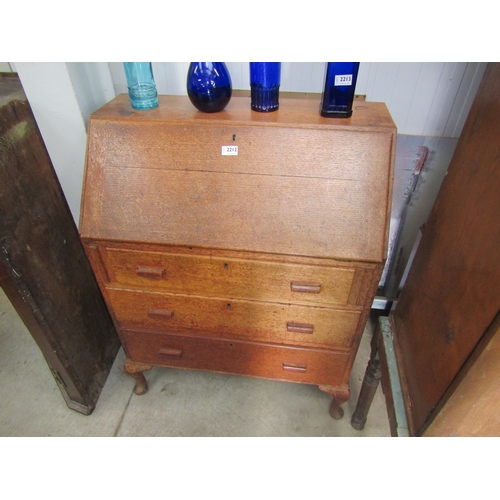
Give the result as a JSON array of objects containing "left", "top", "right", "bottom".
[
  {"left": 249, "top": 62, "right": 281, "bottom": 112},
  {"left": 320, "top": 62, "right": 360, "bottom": 118},
  {"left": 187, "top": 63, "right": 232, "bottom": 113}
]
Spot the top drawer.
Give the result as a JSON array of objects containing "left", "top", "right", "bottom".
[{"left": 95, "top": 245, "right": 357, "bottom": 308}]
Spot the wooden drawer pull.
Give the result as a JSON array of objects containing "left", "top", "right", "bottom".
[
  {"left": 148, "top": 308, "right": 174, "bottom": 319},
  {"left": 286, "top": 322, "right": 314, "bottom": 334},
  {"left": 283, "top": 362, "right": 307, "bottom": 373},
  {"left": 136, "top": 266, "right": 166, "bottom": 278},
  {"left": 158, "top": 348, "right": 182, "bottom": 359},
  {"left": 290, "top": 281, "right": 321, "bottom": 294}
]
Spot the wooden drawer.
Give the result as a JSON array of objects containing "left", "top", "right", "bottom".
[
  {"left": 102, "top": 247, "right": 356, "bottom": 307},
  {"left": 106, "top": 288, "right": 361, "bottom": 349},
  {"left": 122, "top": 329, "right": 349, "bottom": 387}
]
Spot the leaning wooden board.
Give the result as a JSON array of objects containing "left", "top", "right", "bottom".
[{"left": 0, "top": 72, "right": 120, "bottom": 414}]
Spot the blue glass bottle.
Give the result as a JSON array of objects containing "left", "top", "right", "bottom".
[
  {"left": 320, "top": 62, "right": 360, "bottom": 118},
  {"left": 187, "top": 63, "right": 232, "bottom": 113},
  {"left": 250, "top": 62, "right": 281, "bottom": 112},
  {"left": 123, "top": 62, "right": 159, "bottom": 110}
]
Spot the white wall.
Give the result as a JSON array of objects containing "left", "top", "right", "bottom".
[
  {"left": 11, "top": 63, "right": 115, "bottom": 225},
  {"left": 9, "top": 62, "right": 488, "bottom": 229}
]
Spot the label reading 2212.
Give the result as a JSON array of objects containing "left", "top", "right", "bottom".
[
  {"left": 222, "top": 146, "right": 238, "bottom": 155},
  {"left": 334, "top": 74, "right": 353, "bottom": 86}
]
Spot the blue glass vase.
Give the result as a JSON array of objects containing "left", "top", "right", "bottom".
[
  {"left": 123, "top": 62, "right": 159, "bottom": 110},
  {"left": 250, "top": 62, "right": 281, "bottom": 112},
  {"left": 320, "top": 62, "right": 360, "bottom": 118},
  {"left": 187, "top": 63, "right": 232, "bottom": 113}
]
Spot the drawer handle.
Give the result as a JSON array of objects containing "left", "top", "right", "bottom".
[
  {"left": 136, "top": 266, "right": 166, "bottom": 278},
  {"left": 286, "top": 322, "right": 314, "bottom": 334},
  {"left": 148, "top": 308, "right": 174, "bottom": 319},
  {"left": 283, "top": 362, "right": 307, "bottom": 373},
  {"left": 158, "top": 348, "right": 182, "bottom": 359},
  {"left": 290, "top": 281, "right": 321, "bottom": 294}
]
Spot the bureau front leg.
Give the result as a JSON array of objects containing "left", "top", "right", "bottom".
[
  {"left": 319, "top": 385, "right": 350, "bottom": 420},
  {"left": 124, "top": 358, "right": 153, "bottom": 395}
]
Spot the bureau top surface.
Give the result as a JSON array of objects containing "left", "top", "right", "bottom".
[{"left": 90, "top": 94, "right": 396, "bottom": 133}]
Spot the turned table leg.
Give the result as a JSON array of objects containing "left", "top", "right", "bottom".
[
  {"left": 351, "top": 357, "right": 382, "bottom": 430},
  {"left": 351, "top": 325, "right": 382, "bottom": 430},
  {"left": 124, "top": 358, "right": 153, "bottom": 395},
  {"left": 319, "top": 385, "right": 350, "bottom": 420}
]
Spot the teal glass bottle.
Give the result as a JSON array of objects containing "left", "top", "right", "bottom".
[
  {"left": 186, "top": 63, "right": 232, "bottom": 113},
  {"left": 320, "top": 62, "right": 360, "bottom": 118},
  {"left": 123, "top": 62, "right": 159, "bottom": 110}
]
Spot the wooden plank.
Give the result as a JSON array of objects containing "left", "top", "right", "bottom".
[
  {"left": 390, "top": 63, "right": 500, "bottom": 435},
  {"left": 0, "top": 73, "right": 120, "bottom": 414},
  {"left": 424, "top": 313, "right": 500, "bottom": 436},
  {"left": 378, "top": 316, "right": 410, "bottom": 437}
]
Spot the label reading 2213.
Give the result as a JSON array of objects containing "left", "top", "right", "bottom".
[
  {"left": 222, "top": 146, "right": 238, "bottom": 155},
  {"left": 334, "top": 74, "right": 353, "bottom": 86}
]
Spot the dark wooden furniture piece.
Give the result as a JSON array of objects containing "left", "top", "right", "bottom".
[
  {"left": 80, "top": 94, "right": 395, "bottom": 418},
  {"left": 352, "top": 62, "right": 500, "bottom": 435},
  {"left": 0, "top": 72, "right": 120, "bottom": 415}
]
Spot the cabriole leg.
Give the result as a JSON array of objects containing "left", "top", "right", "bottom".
[
  {"left": 124, "top": 358, "right": 153, "bottom": 395},
  {"left": 319, "top": 385, "right": 350, "bottom": 420}
]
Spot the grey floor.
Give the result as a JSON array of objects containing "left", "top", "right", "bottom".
[{"left": 0, "top": 288, "right": 390, "bottom": 437}]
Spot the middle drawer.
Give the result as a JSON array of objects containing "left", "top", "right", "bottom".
[{"left": 106, "top": 288, "right": 360, "bottom": 350}]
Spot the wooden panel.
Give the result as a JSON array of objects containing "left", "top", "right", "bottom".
[
  {"left": 98, "top": 121, "right": 392, "bottom": 181},
  {"left": 0, "top": 73, "right": 120, "bottom": 414},
  {"left": 81, "top": 95, "right": 395, "bottom": 262},
  {"left": 106, "top": 288, "right": 361, "bottom": 349},
  {"left": 424, "top": 315, "right": 500, "bottom": 436},
  {"left": 101, "top": 246, "right": 357, "bottom": 307},
  {"left": 87, "top": 168, "right": 388, "bottom": 261},
  {"left": 122, "top": 329, "right": 350, "bottom": 386},
  {"left": 391, "top": 63, "right": 500, "bottom": 435}
]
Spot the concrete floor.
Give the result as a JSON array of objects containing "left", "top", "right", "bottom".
[{"left": 0, "top": 288, "right": 390, "bottom": 437}]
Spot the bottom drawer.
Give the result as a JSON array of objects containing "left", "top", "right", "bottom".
[{"left": 122, "top": 329, "right": 349, "bottom": 387}]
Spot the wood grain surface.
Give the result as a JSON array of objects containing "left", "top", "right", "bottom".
[
  {"left": 101, "top": 245, "right": 358, "bottom": 307},
  {"left": 106, "top": 287, "right": 361, "bottom": 349},
  {"left": 391, "top": 63, "right": 500, "bottom": 435},
  {"left": 0, "top": 73, "right": 119, "bottom": 414},
  {"left": 122, "top": 328, "right": 350, "bottom": 387},
  {"left": 80, "top": 93, "right": 396, "bottom": 409}
]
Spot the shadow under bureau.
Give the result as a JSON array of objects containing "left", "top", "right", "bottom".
[{"left": 80, "top": 94, "right": 396, "bottom": 420}]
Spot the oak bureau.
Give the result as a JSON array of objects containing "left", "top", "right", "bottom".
[{"left": 80, "top": 94, "right": 396, "bottom": 420}]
